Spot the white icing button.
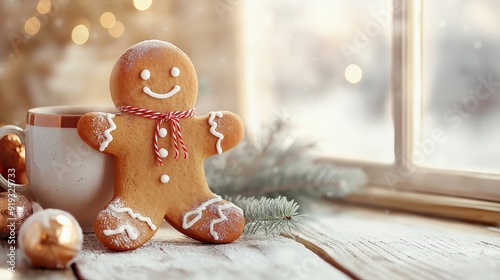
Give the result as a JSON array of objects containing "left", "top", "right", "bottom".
[
  {"left": 160, "top": 174, "right": 170, "bottom": 184},
  {"left": 141, "top": 69, "right": 150, "bottom": 80},
  {"left": 159, "top": 148, "right": 168, "bottom": 158},
  {"left": 159, "top": 128, "right": 168, "bottom": 137},
  {"left": 171, "top": 67, "right": 180, "bottom": 77}
]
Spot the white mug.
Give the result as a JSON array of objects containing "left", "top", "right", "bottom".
[{"left": 0, "top": 106, "right": 116, "bottom": 232}]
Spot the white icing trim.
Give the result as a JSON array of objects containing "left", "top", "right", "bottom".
[
  {"left": 143, "top": 85, "right": 180, "bottom": 99},
  {"left": 208, "top": 111, "right": 224, "bottom": 154},
  {"left": 107, "top": 205, "right": 157, "bottom": 231},
  {"left": 99, "top": 113, "right": 117, "bottom": 152},
  {"left": 182, "top": 196, "right": 222, "bottom": 229},
  {"left": 103, "top": 225, "right": 138, "bottom": 240},
  {"left": 209, "top": 203, "right": 243, "bottom": 240}
]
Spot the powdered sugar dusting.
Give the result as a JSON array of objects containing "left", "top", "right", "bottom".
[
  {"left": 119, "top": 40, "right": 177, "bottom": 73},
  {"left": 107, "top": 204, "right": 156, "bottom": 231},
  {"left": 104, "top": 225, "right": 138, "bottom": 240},
  {"left": 182, "top": 196, "right": 222, "bottom": 230},
  {"left": 98, "top": 198, "right": 149, "bottom": 249},
  {"left": 77, "top": 222, "right": 346, "bottom": 280},
  {"left": 181, "top": 198, "right": 243, "bottom": 242},
  {"left": 210, "top": 203, "right": 243, "bottom": 240},
  {"left": 91, "top": 113, "right": 107, "bottom": 144}
]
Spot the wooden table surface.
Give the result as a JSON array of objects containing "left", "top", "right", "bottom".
[{"left": 1, "top": 203, "right": 500, "bottom": 280}]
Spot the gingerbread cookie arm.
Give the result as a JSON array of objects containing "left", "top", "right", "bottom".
[
  {"left": 201, "top": 111, "right": 244, "bottom": 157},
  {"left": 77, "top": 112, "right": 120, "bottom": 155}
]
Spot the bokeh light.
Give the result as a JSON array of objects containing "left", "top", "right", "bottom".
[
  {"left": 100, "top": 12, "right": 116, "bottom": 29},
  {"left": 133, "top": 0, "right": 153, "bottom": 11},
  {"left": 24, "top": 17, "right": 41, "bottom": 35},
  {"left": 345, "top": 64, "right": 363, "bottom": 84},
  {"left": 72, "top": 24, "right": 90, "bottom": 45},
  {"left": 108, "top": 21, "right": 124, "bottom": 38},
  {"left": 37, "top": 0, "right": 52, "bottom": 14}
]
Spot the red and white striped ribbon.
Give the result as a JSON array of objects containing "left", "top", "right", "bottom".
[{"left": 117, "top": 105, "right": 196, "bottom": 166}]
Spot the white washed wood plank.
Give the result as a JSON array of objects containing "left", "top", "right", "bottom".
[
  {"left": 0, "top": 240, "right": 76, "bottom": 280},
  {"left": 294, "top": 205, "right": 500, "bottom": 280},
  {"left": 75, "top": 222, "right": 348, "bottom": 280}
]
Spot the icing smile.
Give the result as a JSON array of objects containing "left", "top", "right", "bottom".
[
  {"left": 141, "top": 67, "right": 181, "bottom": 99},
  {"left": 143, "top": 85, "right": 180, "bottom": 99}
]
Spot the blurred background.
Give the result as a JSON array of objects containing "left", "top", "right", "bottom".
[
  {"left": 0, "top": 0, "right": 499, "bottom": 174},
  {"left": 0, "top": 0, "right": 244, "bottom": 124}
]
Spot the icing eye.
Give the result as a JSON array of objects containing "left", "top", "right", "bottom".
[
  {"left": 170, "top": 67, "right": 180, "bottom": 78},
  {"left": 141, "top": 69, "right": 151, "bottom": 80}
]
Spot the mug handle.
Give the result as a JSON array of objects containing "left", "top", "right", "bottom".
[{"left": 0, "top": 125, "right": 34, "bottom": 201}]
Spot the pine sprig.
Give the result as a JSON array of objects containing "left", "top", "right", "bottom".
[
  {"left": 205, "top": 114, "right": 367, "bottom": 204},
  {"left": 205, "top": 114, "right": 366, "bottom": 236},
  {"left": 227, "top": 196, "right": 305, "bottom": 236}
]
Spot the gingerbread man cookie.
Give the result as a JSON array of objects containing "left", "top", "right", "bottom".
[{"left": 77, "top": 40, "right": 245, "bottom": 251}]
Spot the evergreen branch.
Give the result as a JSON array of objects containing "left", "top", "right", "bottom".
[
  {"left": 205, "top": 114, "right": 367, "bottom": 236},
  {"left": 205, "top": 114, "right": 367, "bottom": 205},
  {"left": 227, "top": 196, "right": 306, "bottom": 236},
  {"left": 232, "top": 162, "right": 366, "bottom": 199}
]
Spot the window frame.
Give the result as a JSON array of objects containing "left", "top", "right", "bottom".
[
  {"left": 330, "top": 0, "right": 500, "bottom": 204},
  {"left": 327, "top": 0, "right": 500, "bottom": 225},
  {"left": 240, "top": 0, "right": 500, "bottom": 209},
  {"left": 396, "top": 0, "right": 500, "bottom": 202}
]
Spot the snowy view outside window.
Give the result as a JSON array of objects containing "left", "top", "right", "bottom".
[
  {"left": 246, "top": 0, "right": 394, "bottom": 163},
  {"left": 421, "top": 0, "right": 500, "bottom": 173},
  {"left": 248, "top": 0, "right": 500, "bottom": 174}
]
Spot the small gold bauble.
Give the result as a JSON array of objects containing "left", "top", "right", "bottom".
[
  {"left": 0, "top": 133, "right": 28, "bottom": 184},
  {"left": 0, "top": 192, "right": 33, "bottom": 239},
  {"left": 19, "top": 209, "right": 83, "bottom": 269}
]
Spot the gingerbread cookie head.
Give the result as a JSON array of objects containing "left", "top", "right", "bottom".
[{"left": 110, "top": 40, "right": 198, "bottom": 112}]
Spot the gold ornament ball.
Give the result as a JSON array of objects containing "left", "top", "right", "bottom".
[
  {"left": 0, "top": 192, "right": 33, "bottom": 239},
  {"left": 0, "top": 133, "right": 28, "bottom": 185},
  {"left": 19, "top": 209, "right": 83, "bottom": 269}
]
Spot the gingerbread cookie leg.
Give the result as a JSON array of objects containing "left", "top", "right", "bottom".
[
  {"left": 164, "top": 192, "right": 244, "bottom": 244},
  {"left": 93, "top": 193, "right": 165, "bottom": 251}
]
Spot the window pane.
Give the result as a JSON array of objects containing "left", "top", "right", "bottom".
[
  {"left": 246, "top": 0, "right": 394, "bottom": 163},
  {"left": 420, "top": 0, "right": 500, "bottom": 173}
]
